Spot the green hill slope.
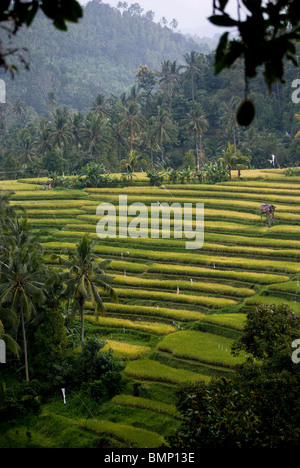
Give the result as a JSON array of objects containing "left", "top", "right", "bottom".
[{"left": 2, "top": 1, "right": 204, "bottom": 113}]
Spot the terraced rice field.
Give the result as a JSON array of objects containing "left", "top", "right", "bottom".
[{"left": 2, "top": 168, "right": 300, "bottom": 448}]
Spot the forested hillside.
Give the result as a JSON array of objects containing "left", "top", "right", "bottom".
[
  {"left": 0, "top": 0, "right": 299, "bottom": 177},
  {"left": 1, "top": 0, "right": 206, "bottom": 113}
]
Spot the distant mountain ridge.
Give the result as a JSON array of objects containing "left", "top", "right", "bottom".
[{"left": 2, "top": 0, "right": 208, "bottom": 114}]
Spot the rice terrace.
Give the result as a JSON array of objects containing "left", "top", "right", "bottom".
[
  {"left": 1, "top": 167, "right": 300, "bottom": 448},
  {"left": 2, "top": 0, "right": 300, "bottom": 451}
]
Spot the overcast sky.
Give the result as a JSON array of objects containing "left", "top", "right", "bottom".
[{"left": 78, "top": 0, "right": 238, "bottom": 36}]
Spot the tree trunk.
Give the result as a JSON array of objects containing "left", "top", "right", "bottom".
[
  {"left": 81, "top": 307, "right": 85, "bottom": 354},
  {"left": 117, "top": 139, "right": 122, "bottom": 167},
  {"left": 20, "top": 303, "right": 30, "bottom": 382},
  {"left": 80, "top": 300, "right": 85, "bottom": 354},
  {"left": 191, "top": 75, "right": 195, "bottom": 101}
]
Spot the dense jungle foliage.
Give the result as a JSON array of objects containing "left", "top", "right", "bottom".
[{"left": 0, "top": 0, "right": 300, "bottom": 179}]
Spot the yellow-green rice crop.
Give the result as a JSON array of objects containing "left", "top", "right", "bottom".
[
  {"left": 54, "top": 231, "right": 300, "bottom": 262},
  {"left": 124, "top": 359, "right": 211, "bottom": 385},
  {"left": 103, "top": 303, "right": 205, "bottom": 322},
  {"left": 148, "top": 263, "right": 290, "bottom": 284},
  {"left": 112, "top": 395, "right": 177, "bottom": 417},
  {"left": 244, "top": 295, "right": 300, "bottom": 314},
  {"left": 11, "top": 190, "right": 87, "bottom": 200},
  {"left": 89, "top": 191, "right": 300, "bottom": 205},
  {"left": 103, "top": 340, "right": 151, "bottom": 359},
  {"left": 112, "top": 275, "right": 256, "bottom": 298},
  {"left": 84, "top": 314, "right": 176, "bottom": 335},
  {"left": 268, "top": 281, "right": 300, "bottom": 295},
  {"left": 80, "top": 419, "right": 163, "bottom": 448},
  {"left": 198, "top": 313, "right": 246, "bottom": 330},
  {"left": 113, "top": 288, "right": 238, "bottom": 308},
  {"left": 157, "top": 330, "right": 245, "bottom": 367},
  {"left": 42, "top": 242, "right": 300, "bottom": 274}
]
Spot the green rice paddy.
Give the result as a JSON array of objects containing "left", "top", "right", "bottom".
[{"left": 1, "top": 167, "right": 299, "bottom": 448}]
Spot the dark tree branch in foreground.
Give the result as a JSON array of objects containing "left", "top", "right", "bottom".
[
  {"left": 0, "top": 0, "right": 83, "bottom": 75},
  {"left": 210, "top": 0, "right": 300, "bottom": 125}
]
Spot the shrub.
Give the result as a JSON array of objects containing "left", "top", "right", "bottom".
[
  {"left": 146, "top": 169, "right": 164, "bottom": 186},
  {"left": 33, "top": 309, "right": 69, "bottom": 377},
  {"left": 0, "top": 382, "right": 42, "bottom": 422},
  {"left": 81, "top": 371, "right": 125, "bottom": 402}
]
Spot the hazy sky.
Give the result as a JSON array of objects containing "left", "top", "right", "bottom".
[{"left": 79, "top": 0, "right": 238, "bottom": 36}]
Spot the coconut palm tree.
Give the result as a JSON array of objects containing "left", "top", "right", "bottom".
[
  {"left": 149, "top": 107, "right": 178, "bottom": 166},
  {"left": 71, "top": 112, "right": 84, "bottom": 151},
  {"left": 141, "top": 121, "right": 160, "bottom": 166},
  {"left": 117, "top": 101, "right": 145, "bottom": 151},
  {"left": 0, "top": 319, "right": 20, "bottom": 359},
  {"left": 220, "top": 96, "right": 242, "bottom": 149},
  {"left": 14, "top": 128, "right": 37, "bottom": 166},
  {"left": 91, "top": 93, "right": 109, "bottom": 118},
  {"left": 182, "top": 103, "right": 209, "bottom": 168},
  {"left": 295, "top": 113, "right": 300, "bottom": 138},
  {"left": 218, "top": 142, "right": 250, "bottom": 180},
  {"left": 32, "top": 118, "right": 52, "bottom": 156},
  {"left": 80, "top": 112, "right": 111, "bottom": 160},
  {"left": 157, "top": 60, "right": 182, "bottom": 110},
  {"left": 56, "top": 235, "right": 118, "bottom": 354},
  {"left": 12, "top": 98, "right": 27, "bottom": 126},
  {"left": 48, "top": 107, "right": 73, "bottom": 157},
  {"left": 182, "top": 51, "right": 206, "bottom": 101},
  {"left": 0, "top": 218, "right": 47, "bottom": 382},
  {"left": 0, "top": 190, "right": 13, "bottom": 213},
  {"left": 47, "top": 92, "right": 57, "bottom": 112}
]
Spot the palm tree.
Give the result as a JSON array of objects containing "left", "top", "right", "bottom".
[
  {"left": 0, "top": 190, "right": 14, "bottom": 213},
  {"left": 142, "top": 121, "right": 160, "bottom": 166},
  {"left": 32, "top": 118, "right": 52, "bottom": 156},
  {"left": 57, "top": 235, "right": 118, "bottom": 354},
  {"left": 170, "top": 18, "right": 179, "bottom": 31},
  {"left": 157, "top": 60, "right": 182, "bottom": 110},
  {"left": 160, "top": 16, "right": 168, "bottom": 27},
  {"left": 117, "top": 101, "right": 145, "bottom": 151},
  {"left": 91, "top": 93, "right": 109, "bottom": 118},
  {"left": 218, "top": 142, "right": 250, "bottom": 180},
  {"left": 0, "top": 319, "right": 20, "bottom": 359},
  {"left": 48, "top": 107, "right": 73, "bottom": 157},
  {"left": 112, "top": 123, "right": 128, "bottom": 167},
  {"left": 71, "top": 112, "right": 84, "bottom": 151},
  {"left": 12, "top": 98, "right": 27, "bottom": 125},
  {"left": 220, "top": 96, "right": 242, "bottom": 149},
  {"left": 14, "top": 128, "right": 37, "bottom": 166},
  {"left": 0, "top": 218, "right": 47, "bottom": 382},
  {"left": 182, "top": 51, "right": 206, "bottom": 101},
  {"left": 47, "top": 92, "right": 57, "bottom": 112},
  {"left": 295, "top": 113, "right": 300, "bottom": 138},
  {"left": 149, "top": 107, "right": 178, "bottom": 166},
  {"left": 182, "top": 103, "right": 209, "bottom": 168},
  {"left": 80, "top": 112, "right": 111, "bottom": 160}
]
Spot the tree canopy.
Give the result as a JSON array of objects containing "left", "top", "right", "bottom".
[
  {"left": 210, "top": 0, "right": 300, "bottom": 125},
  {"left": 0, "top": 0, "right": 83, "bottom": 74}
]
